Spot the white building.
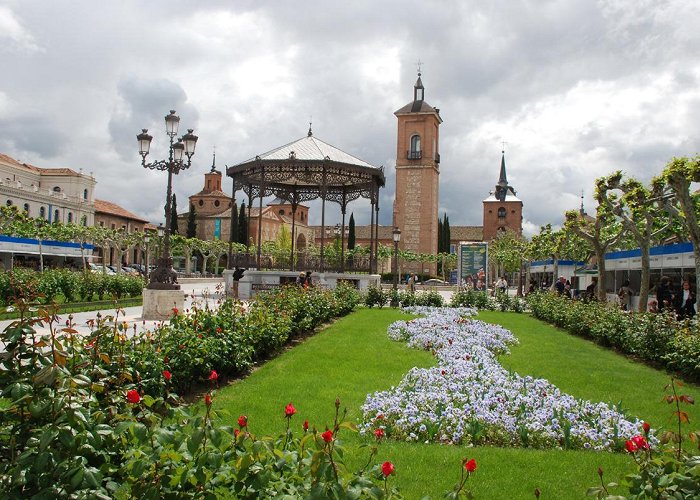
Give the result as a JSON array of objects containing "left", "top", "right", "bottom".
[{"left": 0, "top": 152, "right": 96, "bottom": 226}]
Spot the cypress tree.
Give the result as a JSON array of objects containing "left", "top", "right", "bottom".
[
  {"left": 437, "top": 216, "right": 443, "bottom": 253},
  {"left": 229, "top": 201, "right": 238, "bottom": 244},
  {"left": 348, "top": 213, "right": 356, "bottom": 250},
  {"left": 186, "top": 204, "right": 197, "bottom": 238},
  {"left": 444, "top": 214, "right": 451, "bottom": 253},
  {"left": 237, "top": 201, "right": 247, "bottom": 245},
  {"left": 170, "top": 194, "right": 179, "bottom": 234}
]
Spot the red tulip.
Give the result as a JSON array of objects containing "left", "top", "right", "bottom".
[
  {"left": 284, "top": 403, "right": 296, "bottom": 417},
  {"left": 374, "top": 428, "right": 385, "bottom": 441},
  {"left": 209, "top": 370, "right": 219, "bottom": 381},
  {"left": 234, "top": 428, "right": 240, "bottom": 438},
  {"left": 126, "top": 389, "right": 141, "bottom": 404},
  {"left": 303, "top": 420, "right": 309, "bottom": 432},
  {"left": 381, "top": 461, "right": 395, "bottom": 477},
  {"left": 625, "top": 440, "right": 637, "bottom": 453},
  {"left": 322, "top": 430, "right": 333, "bottom": 443},
  {"left": 465, "top": 458, "right": 477, "bottom": 473},
  {"left": 163, "top": 370, "right": 172, "bottom": 381},
  {"left": 642, "top": 422, "right": 650, "bottom": 434},
  {"left": 238, "top": 415, "right": 248, "bottom": 428},
  {"left": 204, "top": 393, "right": 212, "bottom": 406}
]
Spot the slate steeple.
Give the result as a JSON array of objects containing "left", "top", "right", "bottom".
[{"left": 494, "top": 151, "right": 516, "bottom": 202}]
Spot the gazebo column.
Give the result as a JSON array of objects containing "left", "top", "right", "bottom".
[
  {"left": 256, "top": 171, "right": 265, "bottom": 269},
  {"left": 319, "top": 165, "right": 327, "bottom": 273},
  {"left": 227, "top": 176, "right": 236, "bottom": 268},
  {"left": 374, "top": 189, "right": 380, "bottom": 274},
  {"left": 369, "top": 196, "right": 375, "bottom": 274},
  {"left": 340, "top": 195, "right": 347, "bottom": 273},
  {"left": 290, "top": 195, "right": 298, "bottom": 271}
]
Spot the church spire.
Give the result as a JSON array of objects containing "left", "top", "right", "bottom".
[
  {"left": 497, "top": 150, "right": 508, "bottom": 187},
  {"left": 210, "top": 149, "right": 216, "bottom": 173}
]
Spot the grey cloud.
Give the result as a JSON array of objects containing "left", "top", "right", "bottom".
[
  {"left": 109, "top": 77, "right": 200, "bottom": 161},
  {"left": 0, "top": 115, "right": 66, "bottom": 158}
]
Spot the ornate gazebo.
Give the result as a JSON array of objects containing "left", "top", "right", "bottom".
[{"left": 226, "top": 128, "right": 385, "bottom": 275}]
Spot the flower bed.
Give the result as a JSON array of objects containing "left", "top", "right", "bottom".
[
  {"left": 527, "top": 292, "right": 700, "bottom": 381},
  {"left": 361, "top": 307, "right": 650, "bottom": 451},
  {"left": 0, "top": 283, "right": 366, "bottom": 497}
]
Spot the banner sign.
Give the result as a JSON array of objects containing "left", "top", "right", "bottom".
[
  {"left": 458, "top": 242, "right": 488, "bottom": 289},
  {"left": 214, "top": 219, "right": 221, "bottom": 240}
]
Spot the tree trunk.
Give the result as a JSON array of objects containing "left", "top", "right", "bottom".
[
  {"left": 638, "top": 243, "right": 650, "bottom": 312},
  {"left": 596, "top": 245, "right": 607, "bottom": 302},
  {"left": 38, "top": 239, "right": 44, "bottom": 272},
  {"left": 550, "top": 257, "right": 559, "bottom": 292}
]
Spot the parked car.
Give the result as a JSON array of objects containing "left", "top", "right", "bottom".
[
  {"left": 89, "top": 263, "right": 115, "bottom": 275},
  {"left": 422, "top": 279, "right": 449, "bottom": 286}
]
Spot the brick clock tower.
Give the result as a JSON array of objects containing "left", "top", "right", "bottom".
[
  {"left": 482, "top": 151, "right": 523, "bottom": 241},
  {"left": 393, "top": 73, "right": 442, "bottom": 275}
]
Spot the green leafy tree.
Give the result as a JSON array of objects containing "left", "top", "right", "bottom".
[
  {"left": 565, "top": 194, "right": 623, "bottom": 302},
  {"left": 186, "top": 204, "right": 197, "bottom": 238},
  {"left": 654, "top": 155, "right": 700, "bottom": 304},
  {"left": 598, "top": 172, "right": 672, "bottom": 311},
  {"left": 530, "top": 224, "right": 590, "bottom": 292},
  {"left": 171, "top": 235, "right": 197, "bottom": 275}
]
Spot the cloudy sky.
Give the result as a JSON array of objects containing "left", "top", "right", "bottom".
[{"left": 1, "top": 0, "right": 699, "bottom": 236}]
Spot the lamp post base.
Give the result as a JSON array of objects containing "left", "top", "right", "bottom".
[
  {"left": 142, "top": 288, "right": 185, "bottom": 321},
  {"left": 147, "top": 257, "right": 180, "bottom": 290}
]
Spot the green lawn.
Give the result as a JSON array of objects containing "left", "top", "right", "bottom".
[{"left": 213, "top": 308, "right": 700, "bottom": 499}]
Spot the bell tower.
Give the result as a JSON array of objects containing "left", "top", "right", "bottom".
[
  {"left": 482, "top": 151, "right": 523, "bottom": 241},
  {"left": 393, "top": 71, "right": 442, "bottom": 275}
]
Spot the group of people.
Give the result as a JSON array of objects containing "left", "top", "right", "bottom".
[
  {"left": 459, "top": 268, "right": 487, "bottom": 292},
  {"left": 296, "top": 271, "right": 313, "bottom": 288},
  {"left": 652, "top": 276, "right": 696, "bottom": 319}
]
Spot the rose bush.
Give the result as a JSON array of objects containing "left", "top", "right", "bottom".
[{"left": 527, "top": 292, "right": 700, "bottom": 381}]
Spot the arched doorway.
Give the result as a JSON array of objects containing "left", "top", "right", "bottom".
[{"left": 296, "top": 233, "right": 307, "bottom": 251}]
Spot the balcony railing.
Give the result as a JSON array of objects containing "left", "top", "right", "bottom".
[{"left": 407, "top": 150, "right": 422, "bottom": 160}]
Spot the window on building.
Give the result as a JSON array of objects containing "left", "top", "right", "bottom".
[
  {"left": 6, "top": 199, "right": 12, "bottom": 206},
  {"left": 54, "top": 209, "right": 60, "bottom": 223},
  {"left": 111, "top": 223, "right": 116, "bottom": 229},
  {"left": 214, "top": 200, "right": 220, "bottom": 207},
  {"left": 198, "top": 200, "right": 204, "bottom": 206},
  {"left": 39, "top": 207, "right": 46, "bottom": 219},
  {"left": 67, "top": 212, "right": 73, "bottom": 223},
  {"left": 497, "top": 207, "right": 506, "bottom": 219},
  {"left": 409, "top": 135, "right": 421, "bottom": 159},
  {"left": 81, "top": 215, "right": 87, "bottom": 226},
  {"left": 99, "top": 221, "right": 104, "bottom": 227},
  {"left": 301, "top": 213, "right": 305, "bottom": 221},
  {"left": 207, "top": 180, "right": 211, "bottom": 190},
  {"left": 279, "top": 209, "right": 285, "bottom": 215},
  {"left": 53, "top": 186, "right": 61, "bottom": 193},
  {"left": 23, "top": 203, "right": 30, "bottom": 214},
  {"left": 83, "top": 189, "right": 88, "bottom": 200}
]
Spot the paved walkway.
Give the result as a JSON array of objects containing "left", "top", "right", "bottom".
[{"left": 0, "top": 279, "right": 226, "bottom": 337}]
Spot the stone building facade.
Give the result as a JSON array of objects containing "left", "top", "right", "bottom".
[
  {"left": 0, "top": 152, "right": 96, "bottom": 226},
  {"left": 94, "top": 199, "right": 150, "bottom": 266}
]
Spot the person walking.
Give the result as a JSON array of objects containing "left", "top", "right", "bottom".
[
  {"left": 675, "top": 279, "right": 696, "bottom": 319},
  {"left": 656, "top": 276, "right": 674, "bottom": 313},
  {"left": 617, "top": 279, "right": 634, "bottom": 311}
]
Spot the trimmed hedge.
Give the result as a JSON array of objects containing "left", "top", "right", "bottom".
[
  {"left": 0, "top": 268, "right": 145, "bottom": 306},
  {"left": 527, "top": 292, "right": 700, "bottom": 381}
]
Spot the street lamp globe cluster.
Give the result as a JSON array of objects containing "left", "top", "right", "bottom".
[{"left": 137, "top": 110, "right": 198, "bottom": 290}]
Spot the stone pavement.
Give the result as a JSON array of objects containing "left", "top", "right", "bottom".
[{"left": 0, "top": 279, "right": 226, "bottom": 338}]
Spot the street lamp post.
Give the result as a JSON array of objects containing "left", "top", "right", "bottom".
[
  {"left": 137, "top": 110, "right": 198, "bottom": 290},
  {"left": 143, "top": 234, "right": 150, "bottom": 284},
  {"left": 333, "top": 223, "right": 341, "bottom": 272},
  {"left": 391, "top": 227, "right": 401, "bottom": 307}
]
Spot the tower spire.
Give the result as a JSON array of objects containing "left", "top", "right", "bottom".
[
  {"left": 210, "top": 147, "right": 216, "bottom": 172},
  {"left": 498, "top": 150, "right": 508, "bottom": 187}
]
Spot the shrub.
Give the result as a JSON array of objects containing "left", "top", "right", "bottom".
[
  {"left": 414, "top": 290, "right": 444, "bottom": 307},
  {"left": 365, "top": 285, "right": 389, "bottom": 308},
  {"left": 527, "top": 292, "right": 700, "bottom": 381}
]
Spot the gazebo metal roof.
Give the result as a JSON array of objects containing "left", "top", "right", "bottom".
[{"left": 225, "top": 129, "right": 385, "bottom": 273}]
